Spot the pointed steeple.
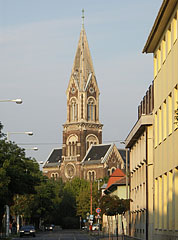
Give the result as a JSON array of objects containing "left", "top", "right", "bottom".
[{"left": 70, "top": 9, "right": 97, "bottom": 92}]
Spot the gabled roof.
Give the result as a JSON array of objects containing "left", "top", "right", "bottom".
[
  {"left": 106, "top": 168, "right": 125, "bottom": 189},
  {"left": 81, "top": 143, "right": 113, "bottom": 165},
  {"left": 43, "top": 148, "right": 62, "bottom": 168}
]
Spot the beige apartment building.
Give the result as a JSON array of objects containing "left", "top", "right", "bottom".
[
  {"left": 126, "top": 85, "right": 154, "bottom": 240},
  {"left": 143, "top": 0, "right": 178, "bottom": 239}
]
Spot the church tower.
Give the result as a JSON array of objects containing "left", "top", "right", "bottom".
[{"left": 61, "top": 10, "right": 103, "bottom": 180}]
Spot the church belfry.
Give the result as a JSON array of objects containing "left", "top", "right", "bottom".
[{"left": 61, "top": 10, "right": 103, "bottom": 180}]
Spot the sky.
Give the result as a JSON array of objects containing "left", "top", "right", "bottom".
[{"left": 0, "top": 0, "right": 162, "bottom": 167}]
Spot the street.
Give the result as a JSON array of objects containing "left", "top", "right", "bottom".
[
  {"left": 12, "top": 229, "right": 97, "bottom": 240},
  {"left": 12, "top": 229, "right": 126, "bottom": 240}
]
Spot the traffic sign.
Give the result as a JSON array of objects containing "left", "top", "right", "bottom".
[
  {"left": 96, "top": 208, "right": 101, "bottom": 214},
  {"left": 90, "top": 215, "right": 94, "bottom": 220}
]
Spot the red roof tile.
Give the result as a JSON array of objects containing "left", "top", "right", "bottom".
[{"left": 106, "top": 168, "right": 125, "bottom": 189}]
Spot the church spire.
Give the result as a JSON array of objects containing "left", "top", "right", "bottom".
[{"left": 68, "top": 10, "right": 98, "bottom": 93}]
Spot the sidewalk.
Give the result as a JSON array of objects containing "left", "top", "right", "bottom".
[{"left": 89, "top": 232, "right": 124, "bottom": 240}]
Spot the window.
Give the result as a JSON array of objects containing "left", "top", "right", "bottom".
[
  {"left": 154, "top": 55, "right": 157, "bottom": 78},
  {"left": 87, "top": 98, "right": 95, "bottom": 121},
  {"left": 51, "top": 173, "right": 58, "bottom": 180},
  {"left": 157, "top": 48, "right": 161, "bottom": 71},
  {"left": 163, "top": 101, "right": 167, "bottom": 140},
  {"left": 155, "top": 178, "right": 159, "bottom": 229},
  {"left": 86, "top": 134, "right": 99, "bottom": 150},
  {"left": 70, "top": 98, "right": 78, "bottom": 122},
  {"left": 167, "top": 26, "right": 171, "bottom": 53},
  {"left": 111, "top": 167, "right": 116, "bottom": 174},
  {"left": 163, "top": 173, "right": 167, "bottom": 229},
  {"left": 158, "top": 176, "right": 162, "bottom": 229},
  {"left": 173, "top": 14, "right": 177, "bottom": 43},
  {"left": 174, "top": 86, "right": 178, "bottom": 130},
  {"left": 168, "top": 94, "right": 173, "bottom": 135},
  {"left": 168, "top": 171, "right": 173, "bottom": 230},
  {"left": 67, "top": 135, "right": 78, "bottom": 157},
  {"left": 88, "top": 170, "right": 96, "bottom": 181},
  {"left": 161, "top": 37, "right": 166, "bottom": 63},
  {"left": 158, "top": 107, "right": 162, "bottom": 144}
]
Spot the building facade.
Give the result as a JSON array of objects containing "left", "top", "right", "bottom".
[
  {"left": 126, "top": 84, "right": 154, "bottom": 240},
  {"left": 143, "top": 0, "right": 178, "bottom": 239},
  {"left": 102, "top": 169, "right": 128, "bottom": 236}
]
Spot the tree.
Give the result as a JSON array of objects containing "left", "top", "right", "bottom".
[
  {"left": 100, "top": 195, "right": 130, "bottom": 239},
  {"left": 11, "top": 177, "right": 63, "bottom": 227},
  {"left": 0, "top": 122, "right": 42, "bottom": 230}
]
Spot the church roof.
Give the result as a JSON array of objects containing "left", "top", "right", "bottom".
[
  {"left": 82, "top": 143, "right": 113, "bottom": 165},
  {"left": 43, "top": 148, "right": 62, "bottom": 168}
]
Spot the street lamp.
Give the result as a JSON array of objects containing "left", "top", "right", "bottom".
[
  {"left": 25, "top": 147, "right": 38, "bottom": 151},
  {"left": 7, "top": 131, "right": 33, "bottom": 142},
  {"left": 0, "top": 99, "right": 23, "bottom": 104},
  {"left": 120, "top": 141, "right": 129, "bottom": 199}
]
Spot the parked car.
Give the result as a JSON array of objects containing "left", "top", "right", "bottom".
[
  {"left": 92, "top": 223, "right": 100, "bottom": 231},
  {"left": 20, "top": 225, "right": 36, "bottom": 237},
  {"left": 44, "top": 224, "right": 54, "bottom": 231},
  {"left": 82, "top": 225, "right": 88, "bottom": 231}
]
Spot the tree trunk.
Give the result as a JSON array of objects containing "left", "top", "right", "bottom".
[
  {"left": 115, "top": 215, "right": 118, "bottom": 240},
  {"left": 121, "top": 214, "right": 124, "bottom": 240},
  {"left": 107, "top": 215, "right": 111, "bottom": 240}
]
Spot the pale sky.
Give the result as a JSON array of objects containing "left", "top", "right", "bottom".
[{"left": 0, "top": 0, "right": 162, "bottom": 166}]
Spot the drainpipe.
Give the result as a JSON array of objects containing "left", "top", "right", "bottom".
[{"left": 146, "top": 128, "right": 148, "bottom": 240}]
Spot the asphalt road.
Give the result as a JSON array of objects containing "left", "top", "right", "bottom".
[{"left": 13, "top": 229, "right": 97, "bottom": 240}]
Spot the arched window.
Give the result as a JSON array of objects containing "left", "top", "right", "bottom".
[
  {"left": 67, "top": 135, "right": 78, "bottom": 157},
  {"left": 87, "top": 170, "right": 96, "bottom": 181},
  {"left": 51, "top": 172, "right": 59, "bottom": 180},
  {"left": 111, "top": 167, "right": 116, "bottom": 174},
  {"left": 70, "top": 98, "right": 78, "bottom": 122},
  {"left": 87, "top": 98, "right": 95, "bottom": 121},
  {"left": 86, "top": 134, "right": 99, "bottom": 150}
]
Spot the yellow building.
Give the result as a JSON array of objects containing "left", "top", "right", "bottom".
[
  {"left": 125, "top": 84, "right": 154, "bottom": 240},
  {"left": 143, "top": 0, "right": 178, "bottom": 239}
]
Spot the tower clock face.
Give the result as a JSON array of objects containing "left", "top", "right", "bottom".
[{"left": 65, "top": 163, "right": 76, "bottom": 178}]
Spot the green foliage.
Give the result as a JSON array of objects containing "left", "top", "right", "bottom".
[
  {"left": 100, "top": 195, "right": 130, "bottom": 216},
  {"left": 0, "top": 122, "right": 42, "bottom": 228}
]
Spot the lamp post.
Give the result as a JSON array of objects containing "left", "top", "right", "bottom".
[
  {"left": 0, "top": 99, "right": 22, "bottom": 104},
  {"left": 1, "top": 98, "right": 22, "bottom": 237},
  {"left": 25, "top": 147, "right": 38, "bottom": 151},
  {"left": 7, "top": 131, "right": 33, "bottom": 142},
  {"left": 120, "top": 141, "right": 129, "bottom": 199},
  {"left": 120, "top": 141, "right": 129, "bottom": 237},
  {"left": 6, "top": 131, "right": 34, "bottom": 233}
]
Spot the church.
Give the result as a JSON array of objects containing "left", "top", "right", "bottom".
[{"left": 43, "top": 11, "right": 126, "bottom": 181}]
